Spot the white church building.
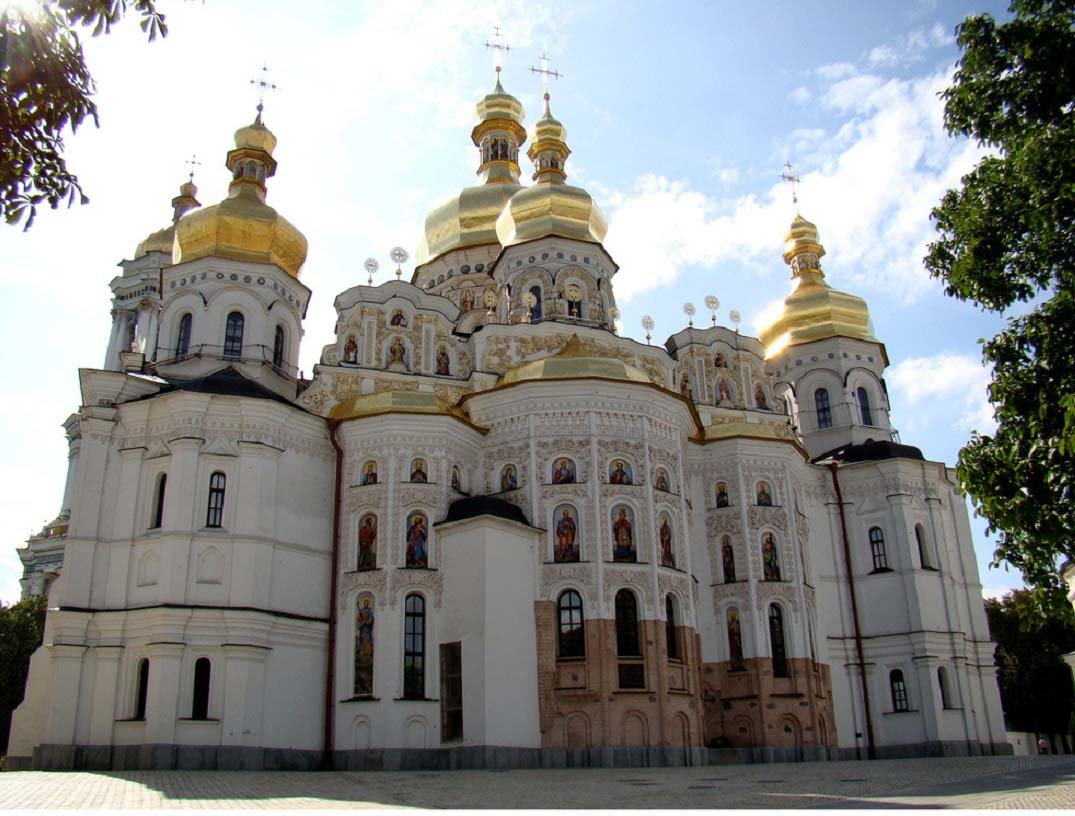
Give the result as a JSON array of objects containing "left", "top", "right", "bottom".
[{"left": 8, "top": 73, "right": 1008, "bottom": 770}]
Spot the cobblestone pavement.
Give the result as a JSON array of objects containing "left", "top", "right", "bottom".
[{"left": 1, "top": 755, "right": 1074, "bottom": 809}]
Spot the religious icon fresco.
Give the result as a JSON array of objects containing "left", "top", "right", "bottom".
[
  {"left": 343, "top": 334, "right": 358, "bottom": 364},
  {"left": 410, "top": 458, "right": 428, "bottom": 483},
  {"left": 762, "top": 532, "right": 781, "bottom": 581},
  {"left": 361, "top": 461, "right": 377, "bottom": 486},
  {"left": 406, "top": 512, "right": 428, "bottom": 568},
  {"left": 721, "top": 536, "right": 736, "bottom": 583},
  {"left": 756, "top": 481, "right": 773, "bottom": 506},
  {"left": 715, "top": 482, "right": 730, "bottom": 508},
  {"left": 354, "top": 593, "right": 375, "bottom": 697},
  {"left": 608, "top": 459, "right": 633, "bottom": 485},
  {"left": 611, "top": 504, "right": 636, "bottom": 562},
  {"left": 459, "top": 287, "right": 474, "bottom": 313},
  {"left": 680, "top": 372, "right": 692, "bottom": 399},
  {"left": 501, "top": 464, "right": 518, "bottom": 492},
  {"left": 553, "top": 504, "right": 580, "bottom": 563},
  {"left": 754, "top": 383, "right": 768, "bottom": 410},
  {"left": 715, "top": 352, "right": 727, "bottom": 368},
  {"left": 727, "top": 607, "right": 745, "bottom": 670},
  {"left": 387, "top": 336, "right": 408, "bottom": 371},
  {"left": 551, "top": 457, "right": 576, "bottom": 484},
  {"left": 436, "top": 347, "right": 451, "bottom": 376},
  {"left": 450, "top": 465, "right": 461, "bottom": 492},
  {"left": 654, "top": 467, "right": 671, "bottom": 493},
  {"left": 357, "top": 514, "right": 377, "bottom": 570},
  {"left": 659, "top": 515, "right": 675, "bottom": 568},
  {"left": 389, "top": 309, "right": 407, "bottom": 327},
  {"left": 717, "top": 376, "right": 732, "bottom": 405}
]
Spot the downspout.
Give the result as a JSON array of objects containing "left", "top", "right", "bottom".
[
  {"left": 827, "top": 461, "right": 876, "bottom": 760},
  {"left": 323, "top": 418, "right": 344, "bottom": 769}
]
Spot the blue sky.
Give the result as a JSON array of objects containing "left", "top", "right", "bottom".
[{"left": 0, "top": 0, "right": 1022, "bottom": 604}]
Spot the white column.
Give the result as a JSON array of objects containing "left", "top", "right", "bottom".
[
  {"left": 232, "top": 441, "right": 282, "bottom": 607},
  {"left": 144, "top": 643, "right": 184, "bottom": 744},
  {"left": 88, "top": 645, "right": 123, "bottom": 744}
]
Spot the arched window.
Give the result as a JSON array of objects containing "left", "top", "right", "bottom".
[
  {"left": 223, "top": 312, "right": 244, "bottom": 360},
  {"left": 529, "top": 285, "right": 543, "bottom": 321},
  {"left": 176, "top": 314, "right": 192, "bottom": 360},
  {"left": 134, "top": 658, "right": 150, "bottom": 720},
  {"left": 869, "top": 526, "right": 888, "bottom": 571},
  {"left": 151, "top": 473, "right": 167, "bottom": 529},
  {"left": 938, "top": 666, "right": 954, "bottom": 709},
  {"left": 915, "top": 524, "right": 933, "bottom": 569},
  {"left": 615, "top": 590, "right": 641, "bottom": 657},
  {"left": 272, "top": 325, "right": 286, "bottom": 369},
  {"left": 191, "top": 657, "right": 211, "bottom": 720},
  {"left": 890, "top": 669, "right": 909, "bottom": 712},
  {"left": 857, "top": 386, "right": 874, "bottom": 426},
  {"left": 403, "top": 594, "right": 425, "bottom": 699},
  {"left": 557, "top": 590, "right": 585, "bottom": 659},
  {"left": 665, "top": 595, "right": 680, "bottom": 661},
  {"left": 769, "top": 604, "right": 788, "bottom": 678},
  {"left": 815, "top": 388, "right": 832, "bottom": 429},
  {"left": 206, "top": 472, "right": 226, "bottom": 528}
]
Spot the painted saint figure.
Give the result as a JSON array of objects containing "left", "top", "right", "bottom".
[
  {"left": 612, "top": 506, "right": 635, "bottom": 562},
  {"left": 450, "top": 466, "right": 461, "bottom": 492},
  {"left": 436, "top": 347, "right": 451, "bottom": 376},
  {"left": 354, "top": 596, "right": 375, "bottom": 697},
  {"left": 357, "top": 514, "right": 377, "bottom": 570},
  {"left": 655, "top": 468, "right": 670, "bottom": 493},
  {"left": 406, "top": 513, "right": 428, "bottom": 568},
  {"left": 343, "top": 334, "right": 358, "bottom": 364},
  {"left": 389, "top": 309, "right": 407, "bottom": 327},
  {"left": 552, "top": 458, "right": 576, "bottom": 485},
  {"left": 361, "top": 461, "right": 377, "bottom": 486},
  {"left": 680, "top": 372, "right": 692, "bottom": 399},
  {"left": 727, "top": 608, "right": 745, "bottom": 670},
  {"left": 716, "top": 482, "right": 730, "bottom": 508},
  {"left": 715, "top": 352, "right": 727, "bottom": 368},
  {"left": 756, "top": 482, "right": 773, "bottom": 506},
  {"left": 388, "top": 336, "right": 408, "bottom": 370},
  {"left": 460, "top": 288, "right": 473, "bottom": 314},
  {"left": 609, "top": 459, "right": 632, "bottom": 485},
  {"left": 754, "top": 383, "right": 768, "bottom": 410},
  {"left": 762, "top": 532, "right": 781, "bottom": 581},
  {"left": 554, "top": 505, "right": 579, "bottom": 562},
  {"left": 717, "top": 376, "right": 732, "bottom": 405},
  {"left": 722, "top": 536, "right": 736, "bottom": 583},
  {"left": 659, "top": 517, "right": 675, "bottom": 568},
  {"left": 410, "top": 459, "right": 427, "bottom": 483},
  {"left": 501, "top": 464, "right": 518, "bottom": 492}
]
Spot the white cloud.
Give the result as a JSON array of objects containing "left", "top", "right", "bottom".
[
  {"left": 816, "top": 62, "right": 858, "bottom": 81},
  {"left": 867, "top": 23, "right": 955, "bottom": 68},
  {"left": 788, "top": 85, "right": 812, "bottom": 105},
  {"left": 887, "top": 352, "right": 995, "bottom": 434}
]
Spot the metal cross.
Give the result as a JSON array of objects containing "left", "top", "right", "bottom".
[
  {"left": 485, "top": 26, "right": 511, "bottom": 76},
  {"left": 530, "top": 53, "right": 562, "bottom": 98},
  {"left": 780, "top": 161, "right": 801, "bottom": 206},
  {"left": 184, "top": 154, "right": 201, "bottom": 183},
  {"left": 249, "top": 64, "right": 280, "bottom": 114}
]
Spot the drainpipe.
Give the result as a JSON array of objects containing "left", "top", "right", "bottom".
[
  {"left": 827, "top": 461, "right": 876, "bottom": 760},
  {"left": 323, "top": 418, "right": 344, "bottom": 769}
]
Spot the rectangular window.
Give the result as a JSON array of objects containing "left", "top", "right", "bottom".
[
  {"left": 403, "top": 594, "right": 425, "bottom": 699},
  {"left": 206, "top": 472, "right": 226, "bottom": 528},
  {"left": 440, "top": 642, "right": 462, "bottom": 742}
]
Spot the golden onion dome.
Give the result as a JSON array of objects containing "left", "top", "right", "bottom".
[
  {"left": 498, "top": 335, "right": 651, "bottom": 386},
  {"left": 758, "top": 213, "right": 877, "bottom": 359},
  {"left": 174, "top": 110, "right": 308, "bottom": 278},
  {"left": 133, "top": 178, "right": 201, "bottom": 260},
  {"left": 417, "top": 78, "right": 527, "bottom": 264}
]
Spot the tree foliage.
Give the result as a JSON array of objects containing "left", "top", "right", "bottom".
[
  {"left": 0, "top": 595, "right": 46, "bottom": 756},
  {"left": 1, "top": 1, "right": 165, "bottom": 229},
  {"left": 926, "top": 0, "right": 1075, "bottom": 611},
  {"left": 985, "top": 589, "right": 1075, "bottom": 735}
]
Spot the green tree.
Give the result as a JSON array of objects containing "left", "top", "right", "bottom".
[
  {"left": 0, "top": 595, "right": 46, "bottom": 756},
  {"left": 985, "top": 589, "right": 1075, "bottom": 736},
  {"left": 1, "top": 1, "right": 166, "bottom": 229},
  {"left": 926, "top": 0, "right": 1075, "bottom": 613}
]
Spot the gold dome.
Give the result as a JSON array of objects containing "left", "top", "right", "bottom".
[
  {"left": 328, "top": 389, "right": 473, "bottom": 427},
  {"left": 758, "top": 214, "right": 877, "bottom": 359},
  {"left": 133, "top": 178, "right": 201, "bottom": 260},
  {"left": 174, "top": 111, "right": 307, "bottom": 278},
  {"left": 495, "top": 181, "right": 608, "bottom": 248},
  {"left": 498, "top": 335, "right": 651, "bottom": 385}
]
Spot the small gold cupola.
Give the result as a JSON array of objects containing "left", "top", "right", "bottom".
[
  {"left": 529, "top": 92, "right": 570, "bottom": 183},
  {"left": 173, "top": 106, "right": 308, "bottom": 278},
  {"left": 472, "top": 76, "right": 528, "bottom": 185},
  {"left": 133, "top": 177, "right": 201, "bottom": 260},
  {"left": 758, "top": 213, "right": 878, "bottom": 359}
]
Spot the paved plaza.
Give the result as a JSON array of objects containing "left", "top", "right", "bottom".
[{"left": 1, "top": 755, "right": 1074, "bottom": 809}]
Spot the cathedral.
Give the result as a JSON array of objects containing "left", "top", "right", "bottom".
[{"left": 8, "top": 68, "right": 1009, "bottom": 771}]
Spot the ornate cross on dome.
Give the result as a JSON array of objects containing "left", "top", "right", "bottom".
[
  {"left": 780, "top": 161, "right": 801, "bottom": 207},
  {"left": 530, "top": 53, "right": 562, "bottom": 101},
  {"left": 249, "top": 64, "right": 280, "bottom": 115},
  {"left": 485, "top": 26, "right": 511, "bottom": 76},
  {"left": 184, "top": 154, "right": 201, "bottom": 183}
]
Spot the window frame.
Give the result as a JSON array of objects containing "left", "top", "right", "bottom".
[
  {"left": 857, "top": 386, "right": 874, "bottom": 426},
  {"left": 151, "top": 472, "right": 167, "bottom": 529},
  {"left": 223, "top": 311, "right": 244, "bottom": 361},
  {"left": 815, "top": 387, "right": 833, "bottom": 429},
  {"left": 272, "top": 324, "right": 286, "bottom": 369},
  {"left": 869, "top": 526, "right": 889, "bottom": 572},
  {"left": 206, "top": 471, "right": 226, "bottom": 529},
  {"left": 769, "top": 604, "right": 789, "bottom": 678},
  {"left": 665, "top": 595, "right": 680, "bottom": 662},
  {"left": 557, "top": 590, "right": 585, "bottom": 659},
  {"left": 134, "top": 658, "right": 150, "bottom": 720},
  {"left": 890, "top": 668, "right": 909, "bottom": 712},
  {"left": 191, "top": 657, "right": 211, "bottom": 720},
  {"left": 403, "top": 593, "right": 426, "bottom": 699},
  {"left": 176, "top": 313, "right": 192, "bottom": 360}
]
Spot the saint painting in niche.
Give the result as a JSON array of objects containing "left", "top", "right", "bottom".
[
  {"left": 501, "top": 464, "right": 518, "bottom": 492},
  {"left": 655, "top": 468, "right": 670, "bottom": 493},
  {"left": 715, "top": 482, "right": 730, "bottom": 508},
  {"left": 754, "top": 383, "right": 768, "bottom": 410},
  {"left": 717, "top": 376, "right": 732, "bottom": 405},
  {"left": 406, "top": 513, "right": 428, "bottom": 568},
  {"left": 450, "top": 466, "right": 461, "bottom": 492},
  {"left": 659, "top": 517, "right": 675, "bottom": 568},
  {"left": 756, "top": 481, "right": 773, "bottom": 506},
  {"left": 361, "top": 461, "right": 377, "bottom": 486},
  {"left": 554, "top": 504, "right": 579, "bottom": 563},
  {"left": 762, "top": 532, "right": 781, "bottom": 581},
  {"left": 410, "top": 458, "right": 428, "bottom": 483},
  {"left": 389, "top": 309, "right": 407, "bottom": 327},
  {"left": 611, "top": 505, "right": 635, "bottom": 562},
  {"left": 387, "top": 336, "right": 408, "bottom": 371},
  {"left": 343, "top": 334, "right": 358, "bottom": 364},
  {"left": 436, "top": 347, "right": 451, "bottom": 376},
  {"left": 354, "top": 595, "right": 375, "bottom": 697},
  {"left": 680, "top": 372, "right": 692, "bottom": 399},
  {"left": 609, "top": 459, "right": 633, "bottom": 485},
  {"left": 551, "top": 458, "right": 576, "bottom": 485},
  {"left": 459, "top": 288, "right": 474, "bottom": 314},
  {"left": 727, "top": 608, "right": 745, "bottom": 670},
  {"left": 715, "top": 352, "right": 727, "bottom": 368},
  {"left": 357, "top": 514, "right": 377, "bottom": 570},
  {"left": 722, "top": 536, "right": 736, "bottom": 583}
]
